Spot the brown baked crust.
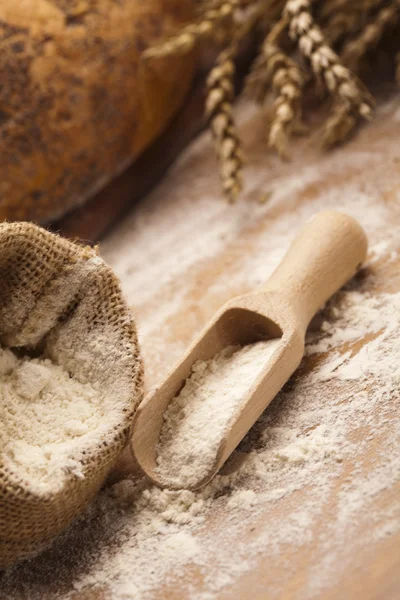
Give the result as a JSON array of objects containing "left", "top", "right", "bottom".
[{"left": 0, "top": 0, "right": 194, "bottom": 223}]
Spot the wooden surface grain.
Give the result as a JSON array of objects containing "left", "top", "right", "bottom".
[
  {"left": 100, "top": 94, "right": 400, "bottom": 599},
  {"left": 2, "top": 92, "right": 400, "bottom": 598}
]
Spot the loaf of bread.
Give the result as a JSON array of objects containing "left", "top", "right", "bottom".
[{"left": 0, "top": 0, "right": 194, "bottom": 222}]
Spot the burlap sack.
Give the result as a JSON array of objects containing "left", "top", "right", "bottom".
[
  {"left": 0, "top": 0, "right": 194, "bottom": 223},
  {"left": 0, "top": 222, "right": 143, "bottom": 568}
]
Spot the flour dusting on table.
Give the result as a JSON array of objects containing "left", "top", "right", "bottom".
[{"left": 1, "top": 100, "right": 400, "bottom": 599}]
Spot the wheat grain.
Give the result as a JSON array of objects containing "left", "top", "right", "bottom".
[
  {"left": 284, "top": 0, "right": 374, "bottom": 146},
  {"left": 206, "top": 50, "right": 243, "bottom": 202},
  {"left": 245, "top": 15, "right": 305, "bottom": 158},
  {"left": 203, "top": 1, "right": 266, "bottom": 200},
  {"left": 323, "top": 102, "right": 357, "bottom": 146},
  {"left": 342, "top": 2, "right": 400, "bottom": 71},
  {"left": 245, "top": 17, "right": 289, "bottom": 103},
  {"left": 143, "top": 0, "right": 396, "bottom": 197},
  {"left": 143, "top": 0, "right": 265, "bottom": 61},
  {"left": 143, "top": 2, "right": 237, "bottom": 60},
  {"left": 296, "top": 0, "right": 384, "bottom": 47},
  {"left": 268, "top": 48, "right": 305, "bottom": 159}
]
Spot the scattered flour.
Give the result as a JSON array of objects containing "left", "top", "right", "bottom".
[
  {"left": 156, "top": 340, "right": 281, "bottom": 488},
  {"left": 2, "top": 261, "right": 399, "bottom": 600},
  {"left": 0, "top": 348, "right": 101, "bottom": 491},
  {"left": 1, "top": 99, "right": 400, "bottom": 599},
  {"left": 227, "top": 489, "right": 257, "bottom": 509}
]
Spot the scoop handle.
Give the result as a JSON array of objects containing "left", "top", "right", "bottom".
[{"left": 261, "top": 211, "right": 367, "bottom": 332}]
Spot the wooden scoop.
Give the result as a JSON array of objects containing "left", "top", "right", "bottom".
[{"left": 131, "top": 211, "right": 368, "bottom": 490}]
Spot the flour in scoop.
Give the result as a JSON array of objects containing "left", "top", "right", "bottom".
[{"left": 155, "top": 339, "right": 281, "bottom": 488}]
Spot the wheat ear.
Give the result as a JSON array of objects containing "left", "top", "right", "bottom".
[
  {"left": 206, "top": 50, "right": 243, "bottom": 202},
  {"left": 342, "top": 2, "right": 400, "bottom": 71},
  {"left": 284, "top": 0, "right": 374, "bottom": 146},
  {"left": 246, "top": 17, "right": 305, "bottom": 159},
  {"left": 319, "top": 0, "right": 386, "bottom": 47},
  {"left": 267, "top": 46, "right": 305, "bottom": 159},
  {"left": 143, "top": 2, "right": 237, "bottom": 60},
  {"left": 323, "top": 102, "right": 358, "bottom": 146},
  {"left": 245, "top": 18, "right": 289, "bottom": 102},
  {"left": 322, "top": 0, "right": 387, "bottom": 47}
]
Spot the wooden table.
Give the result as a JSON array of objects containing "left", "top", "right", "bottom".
[
  {"left": 100, "top": 94, "right": 400, "bottom": 599},
  {"left": 3, "top": 94, "right": 400, "bottom": 599}
]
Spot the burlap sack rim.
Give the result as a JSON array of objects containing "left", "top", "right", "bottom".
[{"left": 0, "top": 222, "right": 143, "bottom": 566}]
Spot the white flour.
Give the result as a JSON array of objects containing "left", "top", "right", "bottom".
[
  {"left": 4, "top": 284, "right": 398, "bottom": 600},
  {"left": 1, "top": 99, "right": 400, "bottom": 599},
  {"left": 156, "top": 340, "right": 281, "bottom": 488},
  {"left": 0, "top": 348, "right": 100, "bottom": 491}
]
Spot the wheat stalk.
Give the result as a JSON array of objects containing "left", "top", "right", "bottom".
[
  {"left": 143, "top": 0, "right": 398, "bottom": 198},
  {"left": 206, "top": 49, "right": 244, "bottom": 201},
  {"left": 245, "top": 16, "right": 306, "bottom": 159},
  {"left": 312, "top": 0, "right": 386, "bottom": 46},
  {"left": 342, "top": 2, "right": 400, "bottom": 70},
  {"left": 202, "top": 0, "right": 270, "bottom": 200},
  {"left": 323, "top": 11, "right": 369, "bottom": 47},
  {"left": 267, "top": 46, "right": 305, "bottom": 159},
  {"left": 284, "top": 0, "right": 374, "bottom": 146},
  {"left": 143, "top": 2, "right": 238, "bottom": 60},
  {"left": 323, "top": 102, "right": 358, "bottom": 146},
  {"left": 245, "top": 18, "right": 288, "bottom": 102}
]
